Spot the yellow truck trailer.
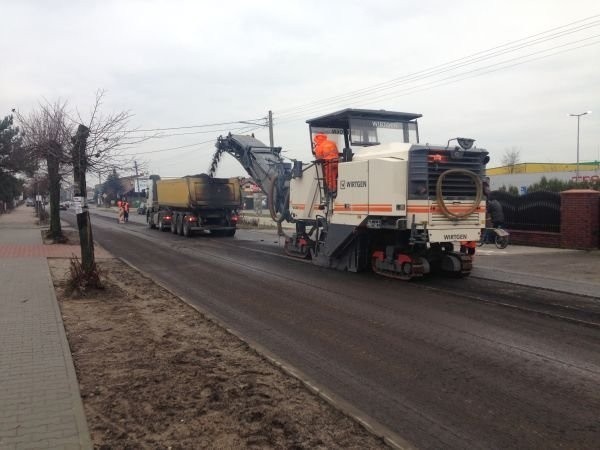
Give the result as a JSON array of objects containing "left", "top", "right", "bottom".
[{"left": 146, "top": 174, "right": 242, "bottom": 237}]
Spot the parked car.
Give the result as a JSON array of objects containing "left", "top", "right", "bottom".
[
  {"left": 59, "top": 201, "right": 70, "bottom": 210},
  {"left": 137, "top": 202, "right": 147, "bottom": 215},
  {"left": 25, "top": 198, "right": 34, "bottom": 207}
]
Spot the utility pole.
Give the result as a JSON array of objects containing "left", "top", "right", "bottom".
[
  {"left": 35, "top": 177, "right": 40, "bottom": 217},
  {"left": 134, "top": 160, "right": 139, "bottom": 192},
  {"left": 576, "top": 115, "right": 581, "bottom": 182},
  {"left": 268, "top": 110, "right": 274, "bottom": 148}
]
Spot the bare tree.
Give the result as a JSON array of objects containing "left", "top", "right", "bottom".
[
  {"left": 75, "top": 89, "right": 159, "bottom": 185},
  {"left": 16, "top": 100, "right": 73, "bottom": 241},
  {"left": 16, "top": 91, "right": 138, "bottom": 286},
  {"left": 68, "top": 90, "right": 137, "bottom": 283},
  {"left": 75, "top": 89, "right": 138, "bottom": 177},
  {"left": 502, "top": 147, "right": 521, "bottom": 174}
]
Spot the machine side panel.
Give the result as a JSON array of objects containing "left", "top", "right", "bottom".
[
  {"left": 368, "top": 158, "right": 407, "bottom": 216},
  {"left": 351, "top": 142, "right": 412, "bottom": 161},
  {"left": 289, "top": 164, "right": 322, "bottom": 220},
  {"left": 332, "top": 160, "right": 369, "bottom": 227}
]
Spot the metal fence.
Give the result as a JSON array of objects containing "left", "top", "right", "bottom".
[{"left": 489, "top": 190, "right": 561, "bottom": 232}]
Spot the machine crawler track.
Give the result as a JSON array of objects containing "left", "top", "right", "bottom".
[
  {"left": 371, "top": 253, "right": 425, "bottom": 281},
  {"left": 443, "top": 252, "right": 473, "bottom": 278}
]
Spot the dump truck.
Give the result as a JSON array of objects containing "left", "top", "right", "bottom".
[
  {"left": 214, "top": 108, "right": 489, "bottom": 280},
  {"left": 146, "top": 174, "right": 241, "bottom": 237}
]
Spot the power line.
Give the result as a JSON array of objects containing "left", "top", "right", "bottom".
[
  {"left": 274, "top": 14, "right": 600, "bottom": 120},
  {"left": 274, "top": 29, "right": 600, "bottom": 124},
  {"left": 119, "top": 125, "right": 258, "bottom": 156},
  {"left": 67, "top": 15, "right": 600, "bottom": 162},
  {"left": 352, "top": 37, "right": 600, "bottom": 109},
  {"left": 122, "top": 125, "right": 262, "bottom": 160},
  {"left": 119, "top": 138, "right": 216, "bottom": 157},
  {"left": 121, "top": 125, "right": 257, "bottom": 141},
  {"left": 276, "top": 14, "right": 600, "bottom": 117},
  {"left": 120, "top": 118, "right": 266, "bottom": 133},
  {"left": 148, "top": 125, "right": 263, "bottom": 170},
  {"left": 63, "top": 107, "right": 267, "bottom": 141},
  {"left": 144, "top": 127, "right": 262, "bottom": 175}
]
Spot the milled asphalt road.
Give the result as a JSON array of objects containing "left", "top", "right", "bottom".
[{"left": 68, "top": 209, "right": 600, "bottom": 449}]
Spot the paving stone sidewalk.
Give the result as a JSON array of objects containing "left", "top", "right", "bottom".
[
  {"left": 473, "top": 246, "right": 600, "bottom": 299},
  {"left": 0, "top": 206, "right": 92, "bottom": 450}
]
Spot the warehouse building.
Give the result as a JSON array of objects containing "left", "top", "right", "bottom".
[{"left": 487, "top": 161, "right": 600, "bottom": 193}]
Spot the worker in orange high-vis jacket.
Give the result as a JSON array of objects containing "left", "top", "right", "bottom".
[
  {"left": 123, "top": 199, "right": 130, "bottom": 222},
  {"left": 313, "top": 133, "right": 339, "bottom": 194}
]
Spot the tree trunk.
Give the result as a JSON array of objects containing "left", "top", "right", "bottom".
[
  {"left": 46, "top": 149, "right": 62, "bottom": 241},
  {"left": 77, "top": 210, "right": 95, "bottom": 273},
  {"left": 72, "top": 125, "right": 95, "bottom": 274}
]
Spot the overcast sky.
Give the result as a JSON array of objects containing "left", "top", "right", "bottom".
[{"left": 2, "top": 0, "right": 599, "bottom": 179}]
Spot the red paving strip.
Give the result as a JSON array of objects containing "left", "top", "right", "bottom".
[{"left": 0, "top": 244, "right": 112, "bottom": 258}]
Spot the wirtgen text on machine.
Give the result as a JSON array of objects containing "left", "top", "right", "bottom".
[{"left": 340, "top": 180, "right": 367, "bottom": 189}]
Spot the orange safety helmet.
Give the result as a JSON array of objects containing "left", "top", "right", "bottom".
[{"left": 313, "top": 133, "right": 328, "bottom": 144}]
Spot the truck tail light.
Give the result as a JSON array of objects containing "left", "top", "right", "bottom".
[
  {"left": 164, "top": 215, "right": 172, "bottom": 220},
  {"left": 187, "top": 216, "right": 197, "bottom": 222},
  {"left": 230, "top": 214, "right": 238, "bottom": 223}
]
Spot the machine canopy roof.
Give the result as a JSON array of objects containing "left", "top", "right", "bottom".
[{"left": 306, "top": 108, "right": 422, "bottom": 129}]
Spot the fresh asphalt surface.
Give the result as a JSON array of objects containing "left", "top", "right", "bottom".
[{"left": 65, "top": 209, "right": 600, "bottom": 449}]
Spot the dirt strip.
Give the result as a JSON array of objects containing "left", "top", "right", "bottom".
[{"left": 49, "top": 256, "right": 388, "bottom": 449}]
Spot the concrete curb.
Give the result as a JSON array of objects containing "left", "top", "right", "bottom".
[
  {"left": 45, "top": 251, "right": 93, "bottom": 449},
  {"left": 119, "top": 256, "right": 414, "bottom": 450}
]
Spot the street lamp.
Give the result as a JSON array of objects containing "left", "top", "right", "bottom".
[{"left": 569, "top": 111, "right": 592, "bottom": 182}]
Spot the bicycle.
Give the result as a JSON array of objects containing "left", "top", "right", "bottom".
[{"left": 477, "top": 227, "right": 510, "bottom": 249}]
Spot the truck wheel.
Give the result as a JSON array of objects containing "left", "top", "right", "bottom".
[
  {"left": 177, "top": 215, "right": 184, "bottom": 235},
  {"left": 147, "top": 216, "right": 155, "bottom": 229},
  {"left": 183, "top": 219, "right": 193, "bottom": 237},
  {"left": 158, "top": 218, "right": 165, "bottom": 231},
  {"left": 171, "top": 215, "right": 177, "bottom": 234}
]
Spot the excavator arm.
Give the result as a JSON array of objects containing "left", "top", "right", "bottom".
[{"left": 214, "top": 134, "right": 292, "bottom": 222}]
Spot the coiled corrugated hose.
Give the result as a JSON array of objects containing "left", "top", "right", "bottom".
[{"left": 435, "top": 169, "right": 483, "bottom": 219}]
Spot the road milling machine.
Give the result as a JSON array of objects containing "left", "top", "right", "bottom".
[{"left": 215, "top": 109, "right": 489, "bottom": 280}]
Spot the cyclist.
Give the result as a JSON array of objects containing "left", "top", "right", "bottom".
[
  {"left": 487, "top": 199, "right": 504, "bottom": 229},
  {"left": 482, "top": 179, "right": 505, "bottom": 244}
]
